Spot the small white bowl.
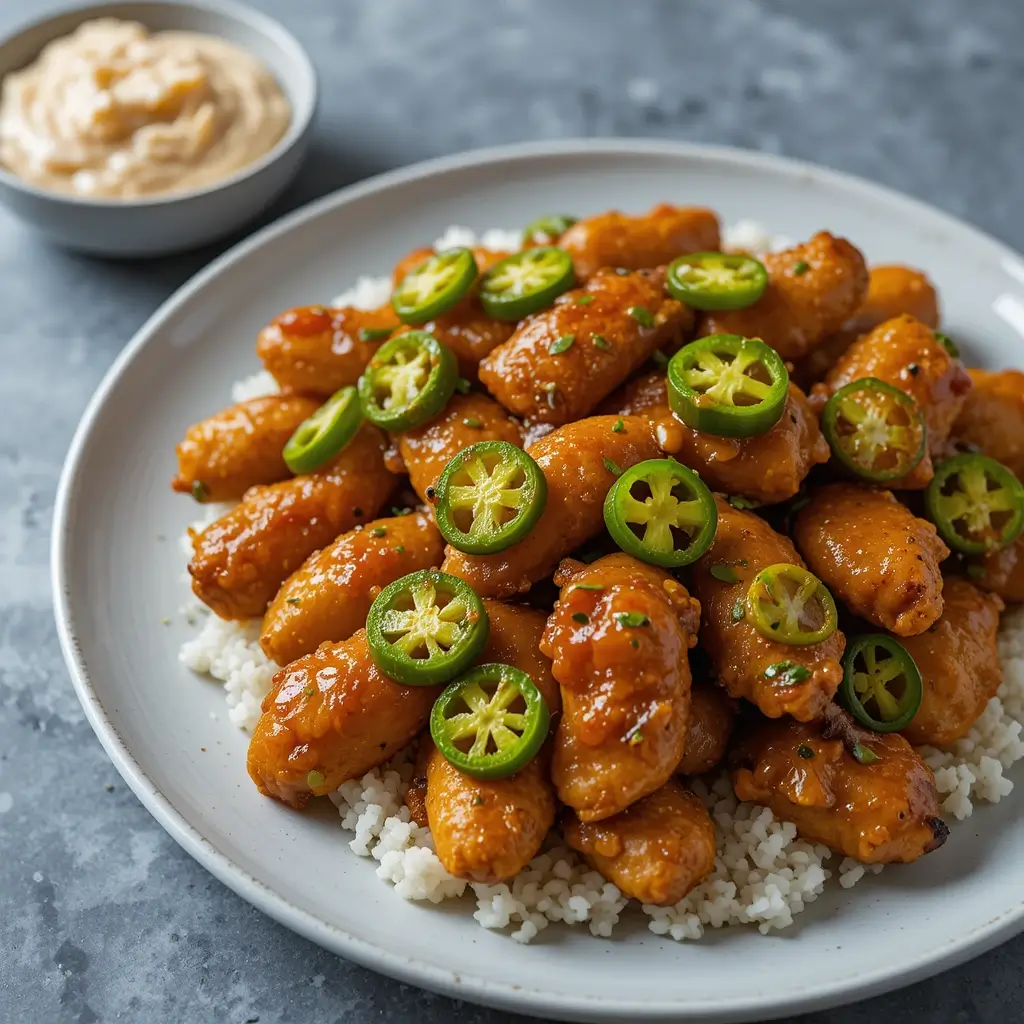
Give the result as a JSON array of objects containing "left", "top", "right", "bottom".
[{"left": 0, "top": 0, "right": 318, "bottom": 257}]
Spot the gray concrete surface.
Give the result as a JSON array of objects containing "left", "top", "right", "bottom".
[{"left": 1, "top": 0, "right": 1022, "bottom": 1021}]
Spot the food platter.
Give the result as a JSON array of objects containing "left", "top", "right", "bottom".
[{"left": 53, "top": 140, "right": 1024, "bottom": 1023}]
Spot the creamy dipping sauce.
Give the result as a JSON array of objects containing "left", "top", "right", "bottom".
[{"left": 0, "top": 19, "right": 291, "bottom": 199}]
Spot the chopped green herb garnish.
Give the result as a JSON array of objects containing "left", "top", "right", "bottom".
[
  {"left": 572, "top": 612, "right": 590, "bottom": 624},
  {"left": 792, "top": 260, "right": 809, "bottom": 276},
  {"left": 191, "top": 480, "right": 209, "bottom": 502},
  {"left": 728, "top": 495, "right": 759, "bottom": 511},
  {"left": 628, "top": 730, "right": 644, "bottom": 746},
  {"left": 710, "top": 564, "right": 740, "bottom": 583},
  {"left": 573, "top": 583, "right": 604, "bottom": 592},
  {"left": 550, "top": 333, "right": 576, "bottom": 355},
  {"left": 455, "top": 377, "right": 471, "bottom": 394},
  {"left": 391, "top": 506, "right": 412, "bottom": 516},
  {"left": 764, "top": 661, "right": 811, "bottom": 686},
  {"left": 307, "top": 770, "right": 326, "bottom": 788},
  {"left": 592, "top": 334, "right": 612, "bottom": 351},
  {"left": 472, "top": 794, "right": 485, "bottom": 806},
  {"left": 304, "top": 687, "right": 315, "bottom": 697},
  {"left": 966, "top": 563, "right": 986, "bottom": 580},
  {"left": 370, "top": 526, "right": 387, "bottom": 538},
  {"left": 603, "top": 457, "right": 623, "bottom": 476},
  {"left": 395, "top": 545, "right": 405, "bottom": 553},
  {"left": 731, "top": 600, "right": 745, "bottom": 623},
  {"left": 935, "top": 332, "right": 960, "bottom": 359},
  {"left": 616, "top": 611, "right": 650, "bottom": 628},
  {"left": 797, "top": 744, "right": 815, "bottom": 759},
  {"left": 651, "top": 350, "right": 669, "bottom": 370},
  {"left": 852, "top": 744, "right": 881, "bottom": 766},
  {"left": 575, "top": 295, "right": 595, "bottom": 305},
  {"left": 612, "top": 419, "right": 626, "bottom": 433},
  {"left": 358, "top": 326, "right": 393, "bottom": 343},
  {"left": 630, "top": 637, "right": 640, "bottom": 649},
  {"left": 286, "top": 597, "right": 301, "bottom": 606},
  {"left": 629, "top": 305, "right": 654, "bottom": 328},
  {"left": 462, "top": 417, "right": 483, "bottom": 428},
  {"left": 615, "top": 267, "right": 631, "bottom": 276}
]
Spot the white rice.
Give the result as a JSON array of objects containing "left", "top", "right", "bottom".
[{"left": 179, "top": 222, "right": 1024, "bottom": 942}]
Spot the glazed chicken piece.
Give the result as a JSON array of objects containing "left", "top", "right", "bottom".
[
  {"left": 604, "top": 372, "right": 828, "bottom": 505},
  {"left": 423, "top": 603, "right": 561, "bottom": 883},
  {"left": 559, "top": 203, "right": 720, "bottom": 281},
  {"left": 189, "top": 423, "right": 394, "bottom": 620},
  {"left": 794, "top": 483, "right": 949, "bottom": 636},
  {"left": 791, "top": 265, "right": 940, "bottom": 389},
  {"left": 442, "top": 415, "right": 662, "bottom": 599},
  {"left": 732, "top": 713, "right": 948, "bottom": 864},
  {"left": 973, "top": 532, "right": 1024, "bottom": 603},
  {"left": 246, "top": 629, "right": 439, "bottom": 807},
  {"left": 949, "top": 369, "right": 1024, "bottom": 481},
  {"left": 677, "top": 682, "right": 738, "bottom": 776},
  {"left": 562, "top": 778, "right": 716, "bottom": 906},
  {"left": 479, "top": 268, "right": 693, "bottom": 426},
  {"left": 172, "top": 393, "right": 320, "bottom": 502},
  {"left": 822, "top": 314, "right": 971, "bottom": 471},
  {"left": 256, "top": 304, "right": 399, "bottom": 397},
  {"left": 899, "top": 577, "right": 1005, "bottom": 748},
  {"left": 541, "top": 553, "right": 700, "bottom": 822},
  {"left": 702, "top": 232, "right": 869, "bottom": 361},
  {"left": 396, "top": 392, "right": 524, "bottom": 503},
  {"left": 691, "top": 498, "right": 845, "bottom": 721},
  {"left": 259, "top": 510, "right": 445, "bottom": 666}
]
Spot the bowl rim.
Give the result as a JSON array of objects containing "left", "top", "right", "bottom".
[{"left": 0, "top": 0, "right": 318, "bottom": 208}]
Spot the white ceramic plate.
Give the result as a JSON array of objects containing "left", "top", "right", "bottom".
[{"left": 53, "top": 140, "right": 1024, "bottom": 1023}]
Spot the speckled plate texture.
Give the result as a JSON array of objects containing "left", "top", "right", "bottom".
[{"left": 52, "top": 140, "right": 1024, "bottom": 1023}]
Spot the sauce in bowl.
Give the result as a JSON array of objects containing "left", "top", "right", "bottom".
[{"left": 0, "top": 19, "right": 291, "bottom": 199}]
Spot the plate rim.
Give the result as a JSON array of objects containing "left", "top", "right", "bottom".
[{"left": 51, "top": 137, "right": 1024, "bottom": 1023}]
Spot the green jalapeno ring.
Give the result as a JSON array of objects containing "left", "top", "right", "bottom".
[
  {"left": 925, "top": 453, "right": 1024, "bottom": 555},
  {"left": 522, "top": 214, "right": 578, "bottom": 246},
  {"left": 478, "top": 247, "right": 576, "bottom": 321},
  {"left": 391, "top": 248, "right": 478, "bottom": 324},
  {"left": 840, "top": 634, "right": 923, "bottom": 733},
  {"left": 430, "top": 663, "right": 550, "bottom": 780},
  {"left": 603, "top": 458, "right": 718, "bottom": 568},
  {"left": 434, "top": 440, "right": 547, "bottom": 555},
  {"left": 821, "top": 378, "right": 927, "bottom": 483},
  {"left": 666, "top": 252, "right": 769, "bottom": 311},
  {"left": 745, "top": 562, "right": 838, "bottom": 646},
  {"left": 365, "top": 569, "right": 489, "bottom": 686},
  {"left": 667, "top": 334, "right": 789, "bottom": 438},
  {"left": 282, "top": 386, "right": 362, "bottom": 475},
  {"left": 357, "top": 331, "right": 458, "bottom": 432}
]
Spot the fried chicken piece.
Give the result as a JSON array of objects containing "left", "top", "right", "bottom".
[
  {"left": 949, "top": 369, "right": 1024, "bottom": 481},
  {"left": 677, "top": 683, "right": 738, "bottom": 776}
]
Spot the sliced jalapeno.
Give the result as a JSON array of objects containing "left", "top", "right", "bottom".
[
  {"left": 839, "top": 634, "right": 923, "bottom": 733},
  {"left": 666, "top": 252, "right": 769, "bottom": 311},
  {"left": 282, "top": 386, "right": 362, "bottom": 475},
  {"left": 821, "top": 378, "right": 926, "bottom": 483},
  {"left": 434, "top": 440, "right": 547, "bottom": 555},
  {"left": 391, "top": 248, "right": 478, "bottom": 324},
  {"left": 925, "top": 453, "right": 1024, "bottom": 555},
  {"left": 603, "top": 458, "right": 717, "bottom": 568},
  {"left": 745, "top": 563, "right": 838, "bottom": 646},
  {"left": 357, "top": 331, "right": 457, "bottom": 431},
  {"left": 430, "top": 663, "right": 550, "bottom": 780},
  {"left": 479, "top": 247, "right": 576, "bottom": 321},
  {"left": 522, "top": 214, "right": 578, "bottom": 246},
  {"left": 667, "top": 334, "right": 789, "bottom": 437},
  {"left": 365, "top": 569, "right": 489, "bottom": 686}
]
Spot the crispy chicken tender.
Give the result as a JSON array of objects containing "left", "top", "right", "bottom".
[
  {"left": 246, "top": 629, "right": 439, "bottom": 807},
  {"left": 559, "top": 203, "right": 721, "bottom": 280},
  {"left": 702, "top": 232, "right": 869, "bottom": 361},
  {"left": 791, "top": 265, "right": 940, "bottom": 388},
  {"left": 691, "top": 498, "right": 845, "bottom": 721},
  {"left": 189, "top": 424, "right": 394, "bottom": 620},
  {"left": 732, "top": 714, "right": 948, "bottom": 864},
  {"left": 542, "top": 553, "right": 700, "bottom": 822},
  {"left": 974, "top": 532, "right": 1024, "bottom": 603},
  {"left": 677, "top": 682, "right": 738, "bottom": 776},
  {"left": 441, "top": 415, "right": 662, "bottom": 598},
  {"left": 562, "top": 779, "right": 716, "bottom": 905},
  {"left": 256, "top": 304, "right": 399, "bottom": 397},
  {"left": 949, "top": 369, "right": 1024, "bottom": 481},
  {"left": 605, "top": 373, "right": 828, "bottom": 505},
  {"left": 397, "top": 392, "right": 523, "bottom": 503},
  {"left": 794, "top": 483, "right": 949, "bottom": 636},
  {"left": 478, "top": 269, "right": 692, "bottom": 426},
  {"left": 259, "top": 511, "right": 444, "bottom": 666},
  {"left": 899, "top": 578, "right": 1005, "bottom": 748},
  {"left": 172, "top": 394, "right": 320, "bottom": 502},
  {"left": 423, "top": 603, "right": 561, "bottom": 883},
  {"left": 821, "top": 314, "right": 971, "bottom": 470}
]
